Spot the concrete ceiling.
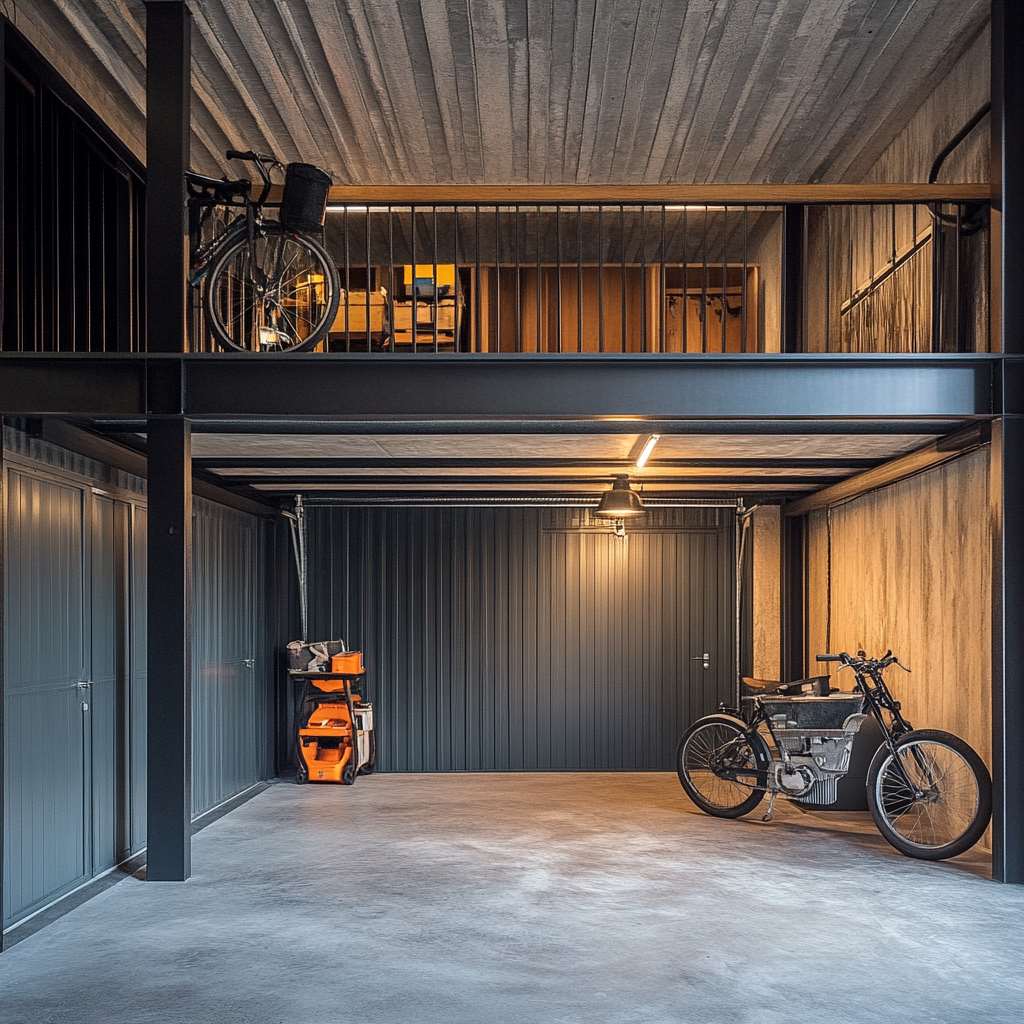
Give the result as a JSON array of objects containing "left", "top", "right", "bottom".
[
  {"left": 24, "top": 1, "right": 988, "bottom": 182},
  {"left": 182, "top": 430, "right": 938, "bottom": 498}
]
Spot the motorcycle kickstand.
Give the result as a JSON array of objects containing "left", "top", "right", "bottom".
[{"left": 761, "top": 790, "right": 777, "bottom": 823}]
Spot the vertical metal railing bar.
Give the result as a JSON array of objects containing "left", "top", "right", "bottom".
[
  {"left": 475, "top": 204, "right": 482, "bottom": 351},
  {"left": 741, "top": 204, "right": 748, "bottom": 353},
  {"left": 453, "top": 205, "right": 460, "bottom": 352},
  {"left": 411, "top": 204, "right": 417, "bottom": 352},
  {"left": 824, "top": 205, "right": 831, "bottom": 353},
  {"left": 889, "top": 203, "right": 897, "bottom": 353},
  {"left": 931, "top": 202, "right": 943, "bottom": 352},
  {"left": 867, "top": 203, "right": 875, "bottom": 355},
  {"left": 388, "top": 206, "right": 395, "bottom": 353},
  {"left": 721, "top": 203, "right": 728, "bottom": 353},
  {"left": 576, "top": 205, "right": 583, "bottom": 353},
  {"left": 801, "top": 203, "right": 808, "bottom": 354},
  {"left": 343, "top": 207, "right": 351, "bottom": 352},
  {"left": 495, "top": 205, "right": 502, "bottom": 352},
  {"left": 954, "top": 202, "right": 962, "bottom": 352},
  {"left": 910, "top": 202, "right": 917, "bottom": 351},
  {"left": 555, "top": 205, "right": 563, "bottom": 353},
  {"left": 701, "top": 205, "right": 708, "bottom": 353},
  {"left": 620, "top": 203, "right": 627, "bottom": 353},
  {"left": 597, "top": 206, "right": 605, "bottom": 353},
  {"left": 639, "top": 206, "right": 647, "bottom": 351},
  {"left": 535, "top": 205, "right": 542, "bottom": 351},
  {"left": 847, "top": 207, "right": 854, "bottom": 354},
  {"left": 514, "top": 204, "right": 522, "bottom": 353},
  {"left": 366, "top": 206, "right": 372, "bottom": 352},
  {"left": 682, "top": 204, "right": 689, "bottom": 352},
  {"left": 432, "top": 204, "right": 439, "bottom": 352},
  {"left": 660, "top": 204, "right": 666, "bottom": 352}
]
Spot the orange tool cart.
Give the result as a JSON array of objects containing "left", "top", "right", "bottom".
[{"left": 290, "top": 651, "right": 376, "bottom": 784}]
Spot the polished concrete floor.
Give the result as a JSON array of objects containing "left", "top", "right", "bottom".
[{"left": 2, "top": 774, "right": 1022, "bottom": 1024}]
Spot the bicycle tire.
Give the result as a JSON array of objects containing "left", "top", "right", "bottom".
[
  {"left": 867, "top": 729, "right": 992, "bottom": 861},
  {"left": 677, "top": 714, "right": 769, "bottom": 819},
  {"left": 203, "top": 222, "right": 339, "bottom": 353}
]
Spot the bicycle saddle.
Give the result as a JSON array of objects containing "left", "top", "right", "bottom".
[
  {"left": 185, "top": 170, "right": 251, "bottom": 200},
  {"left": 741, "top": 675, "right": 831, "bottom": 697}
]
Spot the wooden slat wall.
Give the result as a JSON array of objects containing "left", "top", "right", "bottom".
[
  {"left": 804, "top": 450, "right": 992, "bottom": 818},
  {"left": 752, "top": 506, "right": 781, "bottom": 680},
  {"left": 806, "top": 25, "right": 991, "bottom": 353}
]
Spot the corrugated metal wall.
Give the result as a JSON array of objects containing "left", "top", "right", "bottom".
[
  {"left": 301, "top": 506, "right": 735, "bottom": 772},
  {"left": 3, "top": 428, "right": 273, "bottom": 927}
]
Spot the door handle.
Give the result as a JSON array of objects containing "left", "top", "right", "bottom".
[
  {"left": 243, "top": 658, "right": 255, "bottom": 670},
  {"left": 690, "top": 653, "right": 710, "bottom": 670},
  {"left": 75, "top": 679, "right": 92, "bottom": 711}
]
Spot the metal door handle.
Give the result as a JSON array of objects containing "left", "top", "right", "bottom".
[
  {"left": 690, "top": 653, "right": 710, "bottom": 670},
  {"left": 243, "top": 658, "right": 255, "bottom": 670}
]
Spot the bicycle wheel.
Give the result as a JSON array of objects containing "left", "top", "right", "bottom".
[
  {"left": 867, "top": 729, "right": 992, "bottom": 860},
  {"left": 204, "top": 222, "right": 339, "bottom": 352},
  {"left": 677, "top": 714, "right": 769, "bottom": 818}
]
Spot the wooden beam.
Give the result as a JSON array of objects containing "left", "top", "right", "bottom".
[
  {"left": 285, "top": 183, "right": 993, "bottom": 206},
  {"left": 781, "top": 423, "right": 991, "bottom": 517}
]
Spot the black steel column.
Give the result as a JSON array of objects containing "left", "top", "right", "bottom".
[
  {"left": 145, "top": 0, "right": 190, "bottom": 354},
  {"left": 146, "top": 418, "right": 193, "bottom": 880},
  {"left": 991, "top": 0, "right": 1024, "bottom": 883},
  {"left": 780, "top": 513, "right": 805, "bottom": 682},
  {"left": 782, "top": 205, "right": 806, "bottom": 352},
  {"left": 0, "top": 421, "right": 6, "bottom": 946}
]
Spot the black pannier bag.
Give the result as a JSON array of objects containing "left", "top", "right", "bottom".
[{"left": 280, "top": 162, "right": 331, "bottom": 233}]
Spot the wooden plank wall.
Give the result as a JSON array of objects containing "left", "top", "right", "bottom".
[
  {"left": 751, "top": 505, "right": 781, "bottom": 680},
  {"left": 804, "top": 449, "right": 992, "bottom": 799},
  {"left": 806, "top": 25, "right": 991, "bottom": 353}
]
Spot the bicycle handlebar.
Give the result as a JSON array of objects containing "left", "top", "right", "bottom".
[
  {"left": 816, "top": 649, "right": 906, "bottom": 671},
  {"left": 225, "top": 149, "right": 278, "bottom": 205}
]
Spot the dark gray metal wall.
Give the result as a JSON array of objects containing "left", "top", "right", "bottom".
[
  {"left": 303, "top": 506, "right": 735, "bottom": 772},
  {"left": 2, "top": 429, "right": 272, "bottom": 927}
]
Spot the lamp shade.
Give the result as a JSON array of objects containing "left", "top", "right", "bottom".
[{"left": 594, "top": 475, "right": 646, "bottom": 518}]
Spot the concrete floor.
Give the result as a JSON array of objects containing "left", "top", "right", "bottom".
[{"left": 2, "top": 773, "right": 1023, "bottom": 1024}]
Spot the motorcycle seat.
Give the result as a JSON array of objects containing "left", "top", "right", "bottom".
[{"left": 741, "top": 675, "right": 831, "bottom": 697}]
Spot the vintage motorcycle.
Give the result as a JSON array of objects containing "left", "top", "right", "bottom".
[{"left": 676, "top": 650, "right": 992, "bottom": 860}]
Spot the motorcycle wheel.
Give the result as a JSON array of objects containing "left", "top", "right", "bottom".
[
  {"left": 867, "top": 729, "right": 992, "bottom": 861},
  {"left": 677, "top": 714, "right": 769, "bottom": 818}
]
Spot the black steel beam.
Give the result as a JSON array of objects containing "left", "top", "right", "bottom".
[
  {"left": 196, "top": 456, "right": 879, "bottom": 471},
  {"left": 34, "top": 420, "right": 278, "bottom": 517},
  {"left": 145, "top": 1, "right": 190, "bottom": 355},
  {"left": 0, "top": 354, "right": 999, "bottom": 421},
  {"left": 182, "top": 354, "right": 995, "bottom": 420},
  {"left": 102, "top": 416, "right": 972, "bottom": 437},
  {"left": 146, "top": 417, "right": 193, "bottom": 880}
]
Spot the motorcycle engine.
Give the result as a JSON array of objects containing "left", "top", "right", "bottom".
[{"left": 769, "top": 711, "right": 868, "bottom": 805}]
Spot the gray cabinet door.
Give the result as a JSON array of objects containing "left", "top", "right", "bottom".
[{"left": 3, "top": 470, "right": 90, "bottom": 925}]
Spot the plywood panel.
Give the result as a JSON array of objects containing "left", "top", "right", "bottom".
[{"left": 804, "top": 449, "right": 991, "bottom": 843}]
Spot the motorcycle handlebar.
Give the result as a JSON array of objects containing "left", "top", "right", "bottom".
[{"left": 816, "top": 650, "right": 905, "bottom": 671}]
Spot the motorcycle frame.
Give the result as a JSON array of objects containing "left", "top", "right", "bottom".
[{"left": 714, "top": 659, "right": 918, "bottom": 797}]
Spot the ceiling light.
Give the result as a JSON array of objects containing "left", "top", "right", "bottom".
[
  {"left": 594, "top": 475, "right": 646, "bottom": 518},
  {"left": 635, "top": 434, "right": 660, "bottom": 470}
]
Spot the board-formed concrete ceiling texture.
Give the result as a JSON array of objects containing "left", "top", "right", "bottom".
[{"left": 21, "top": 1, "right": 988, "bottom": 183}]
